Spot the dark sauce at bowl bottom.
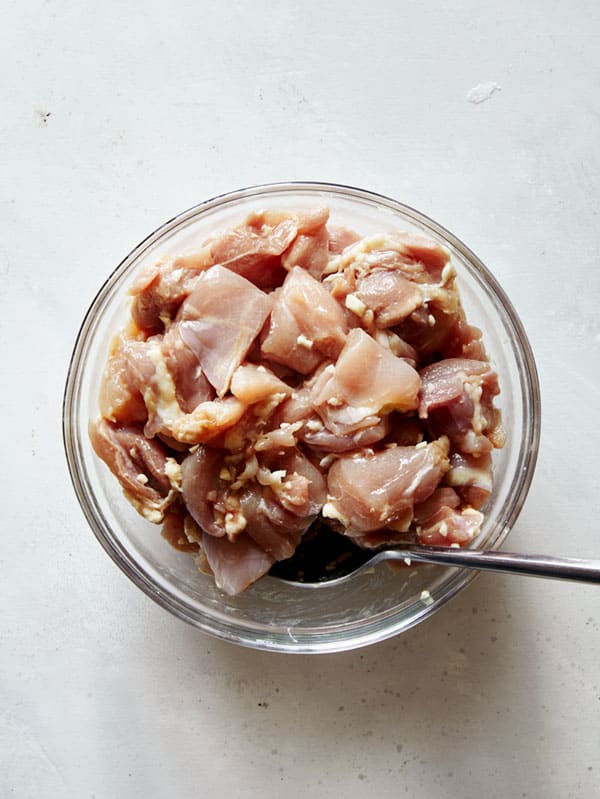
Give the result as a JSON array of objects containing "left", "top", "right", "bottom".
[{"left": 269, "top": 520, "right": 374, "bottom": 583}]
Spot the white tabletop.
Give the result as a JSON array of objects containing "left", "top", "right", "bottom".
[{"left": 3, "top": 2, "right": 600, "bottom": 797}]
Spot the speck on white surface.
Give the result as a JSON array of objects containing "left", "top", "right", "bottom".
[
  {"left": 466, "top": 81, "right": 502, "bottom": 104},
  {"left": 2, "top": 1, "right": 600, "bottom": 798}
]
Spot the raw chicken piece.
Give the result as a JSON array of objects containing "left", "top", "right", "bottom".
[
  {"left": 99, "top": 333, "right": 203, "bottom": 439},
  {"left": 178, "top": 265, "right": 272, "bottom": 396},
  {"left": 419, "top": 358, "right": 492, "bottom": 415},
  {"left": 99, "top": 335, "right": 148, "bottom": 425},
  {"left": 268, "top": 371, "right": 391, "bottom": 451},
  {"left": 171, "top": 397, "right": 247, "bottom": 445},
  {"left": 325, "top": 232, "right": 450, "bottom": 284},
  {"left": 416, "top": 505, "right": 484, "bottom": 546},
  {"left": 419, "top": 358, "right": 501, "bottom": 454},
  {"left": 272, "top": 266, "right": 348, "bottom": 355},
  {"left": 115, "top": 337, "right": 182, "bottom": 439},
  {"left": 266, "top": 383, "right": 389, "bottom": 453},
  {"left": 326, "top": 437, "right": 450, "bottom": 534},
  {"left": 282, "top": 225, "right": 329, "bottom": 279},
  {"left": 413, "top": 487, "right": 461, "bottom": 521},
  {"left": 387, "top": 231, "right": 451, "bottom": 281},
  {"left": 104, "top": 333, "right": 240, "bottom": 443},
  {"left": 394, "top": 303, "right": 468, "bottom": 361},
  {"left": 372, "top": 330, "right": 418, "bottom": 368},
  {"left": 445, "top": 451, "right": 493, "bottom": 509},
  {"left": 201, "top": 532, "right": 275, "bottom": 595},
  {"left": 281, "top": 208, "right": 330, "bottom": 278},
  {"left": 323, "top": 265, "right": 357, "bottom": 305},
  {"left": 247, "top": 207, "right": 329, "bottom": 235},
  {"left": 237, "top": 486, "right": 307, "bottom": 561},
  {"left": 261, "top": 267, "right": 349, "bottom": 373},
  {"left": 442, "top": 317, "right": 487, "bottom": 361},
  {"left": 259, "top": 447, "right": 327, "bottom": 518},
  {"left": 181, "top": 446, "right": 226, "bottom": 536},
  {"left": 224, "top": 448, "right": 326, "bottom": 559},
  {"left": 301, "top": 417, "right": 390, "bottom": 453},
  {"left": 89, "top": 419, "right": 174, "bottom": 522},
  {"left": 311, "top": 328, "right": 420, "bottom": 434},
  {"left": 182, "top": 443, "right": 325, "bottom": 566},
  {"left": 260, "top": 287, "right": 323, "bottom": 374},
  {"left": 161, "top": 502, "right": 199, "bottom": 552},
  {"left": 162, "top": 324, "right": 214, "bottom": 413},
  {"left": 328, "top": 226, "right": 360, "bottom": 254},
  {"left": 356, "top": 269, "right": 423, "bottom": 327},
  {"left": 177, "top": 209, "right": 311, "bottom": 289},
  {"left": 275, "top": 387, "right": 315, "bottom": 426},
  {"left": 130, "top": 261, "right": 202, "bottom": 333},
  {"left": 230, "top": 364, "right": 292, "bottom": 405}
]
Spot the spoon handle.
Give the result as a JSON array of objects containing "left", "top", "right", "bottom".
[{"left": 399, "top": 546, "right": 600, "bottom": 584}]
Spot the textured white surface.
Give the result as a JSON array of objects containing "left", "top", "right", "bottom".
[{"left": 2, "top": 1, "right": 600, "bottom": 797}]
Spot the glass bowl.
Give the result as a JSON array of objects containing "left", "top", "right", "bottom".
[{"left": 63, "top": 182, "right": 541, "bottom": 653}]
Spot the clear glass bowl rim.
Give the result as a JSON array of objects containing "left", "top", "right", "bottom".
[{"left": 63, "top": 181, "right": 541, "bottom": 653}]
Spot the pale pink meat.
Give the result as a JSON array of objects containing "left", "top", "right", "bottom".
[
  {"left": 356, "top": 269, "right": 423, "bottom": 327},
  {"left": 181, "top": 442, "right": 326, "bottom": 572},
  {"left": 181, "top": 211, "right": 299, "bottom": 289},
  {"left": 99, "top": 337, "right": 148, "bottom": 425},
  {"left": 171, "top": 397, "right": 247, "bottom": 445},
  {"left": 419, "top": 358, "right": 492, "bottom": 415},
  {"left": 271, "top": 382, "right": 390, "bottom": 452},
  {"left": 230, "top": 364, "right": 292, "bottom": 405},
  {"left": 99, "top": 336, "right": 177, "bottom": 436},
  {"left": 89, "top": 419, "right": 173, "bottom": 520},
  {"left": 275, "top": 387, "right": 315, "bottom": 426},
  {"left": 250, "top": 207, "right": 329, "bottom": 234},
  {"left": 301, "top": 417, "right": 390, "bottom": 453},
  {"left": 417, "top": 504, "right": 484, "bottom": 546},
  {"left": 419, "top": 358, "right": 501, "bottom": 454},
  {"left": 201, "top": 532, "right": 275, "bottom": 596},
  {"left": 110, "top": 337, "right": 171, "bottom": 439},
  {"left": 161, "top": 324, "right": 214, "bottom": 413},
  {"left": 281, "top": 208, "right": 330, "bottom": 278},
  {"left": 336, "top": 233, "right": 449, "bottom": 285},
  {"left": 261, "top": 267, "right": 348, "bottom": 371},
  {"left": 386, "top": 231, "right": 450, "bottom": 282},
  {"left": 178, "top": 209, "right": 330, "bottom": 289},
  {"left": 323, "top": 266, "right": 357, "bottom": 304},
  {"left": 327, "top": 438, "right": 450, "bottom": 534},
  {"left": 180, "top": 446, "right": 226, "bottom": 537},
  {"left": 179, "top": 265, "right": 272, "bottom": 396},
  {"left": 105, "top": 335, "right": 213, "bottom": 440},
  {"left": 224, "top": 448, "right": 326, "bottom": 560},
  {"left": 260, "top": 287, "right": 323, "bottom": 374},
  {"left": 328, "top": 226, "right": 360, "bottom": 254},
  {"left": 373, "top": 331, "right": 418, "bottom": 368},
  {"left": 238, "top": 486, "right": 307, "bottom": 561},
  {"left": 92, "top": 206, "right": 504, "bottom": 595},
  {"left": 161, "top": 502, "right": 199, "bottom": 552},
  {"left": 311, "top": 328, "right": 420, "bottom": 434},
  {"left": 259, "top": 447, "right": 327, "bottom": 518},
  {"left": 413, "top": 487, "right": 461, "bottom": 522},
  {"left": 130, "top": 261, "right": 202, "bottom": 333},
  {"left": 456, "top": 324, "right": 486, "bottom": 361},
  {"left": 446, "top": 451, "right": 493, "bottom": 509}
]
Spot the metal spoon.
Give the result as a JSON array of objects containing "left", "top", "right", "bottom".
[{"left": 280, "top": 544, "right": 600, "bottom": 588}]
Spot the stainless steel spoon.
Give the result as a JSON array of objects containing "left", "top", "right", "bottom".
[{"left": 281, "top": 544, "right": 600, "bottom": 588}]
